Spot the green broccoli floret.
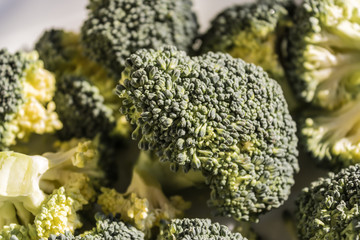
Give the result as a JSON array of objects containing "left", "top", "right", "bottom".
[
  {"left": 199, "top": 1, "right": 298, "bottom": 111},
  {"left": 0, "top": 139, "right": 103, "bottom": 238},
  {"left": 285, "top": 0, "right": 360, "bottom": 110},
  {"left": 301, "top": 99, "right": 360, "bottom": 169},
  {"left": 46, "top": 214, "right": 144, "bottom": 240},
  {"left": 158, "top": 218, "right": 247, "bottom": 240},
  {"left": 116, "top": 46, "right": 299, "bottom": 222},
  {"left": 0, "top": 49, "right": 62, "bottom": 149},
  {"left": 54, "top": 74, "right": 114, "bottom": 140},
  {"left": 35, "top": 29, "right": 131, "bottom": 139},
  {"left": 81, "top": 0, "right": 199, "bottom": 77},
  {"left": 97, "top": 151, "right": 191, "bottom": 237},
  {"left": 296, "top": 164, "right": 360, "bottom": 239}
]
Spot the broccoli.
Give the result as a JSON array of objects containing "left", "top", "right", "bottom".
[
  {"left": 116, "top": 46, "right": 299, "bottom": 222},
  {"left": 54, "top": 74, "right": 114, "bottom": 140},
  {"left": 300, "top": 99, "right": 360, "bottom": 169},
  {"left": 296, "top": 164, "right": 360, "bottom": 239},
  {"left": 97, "top": 151, "right": 191, "bottom": 236},
  {"left": 285, "top": 0, "right": 360, "bottom": 110},
  {"left": 0, "top": 139, "right": 103, "bottom": 238},
  {"left": 46, "top": 214, "right": 145, "bottom": 240},
  {"left": 0, "top": 49, "right": 62, "bottom": 149},
  {"left": 158, "top": 218, "right": 247, "bottom": 240},
  {"left": 35, "top": 29, "right": 131, "bottom": 139},
  {"left": 199, "top": 0, "right": 298, "bottom": 111},
  {"left": 81, "top": 0, "right": 199, "bottom": 77}
]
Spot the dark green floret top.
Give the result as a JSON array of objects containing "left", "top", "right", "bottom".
[
  {"left": 158, "top": 218, "right": 247, "bottom": 240},
  {"left": 81, "top": 0, "right": 199, "bottom": 77},
  {"left": 117, "top": 46, "right": 299, "bottom": 222},
  {"left": 296, "top": 164, "right": 360, "bottom": 239}
]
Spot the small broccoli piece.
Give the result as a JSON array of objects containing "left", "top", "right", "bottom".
[
  {"left": 54, "top": 74, "right": 114, "bottom": 140},
  {"left": 296, "top": 164, "right": 360, "bottom": 239},
  {"left": 116, "top": 46, "right": 299, "bottom": 222},
  {"left": 0, "top": 49, "right": 62, "bottom": 149},
  {"left": 98, "top": 151, "right": 191, "bottom": 236},
  {"left": 35, "top": 29, "right": 131, "bottom": 139},
  {"left": 285, "top": 0, "right": 360, "bottom": 110},
  {"left": 158, "top": 218, "right": 247, "bottom": 240},
  {"left": 200, "top": 1, "right": 298, "bottom": 111},
  {"left": 0, "top": 139, "right": 103, "bottom": 234},
  {"left": 81, "top": 0, "right": 199, "bottom": 77},
  {"left": 46, "top": 214, "right": 144, "bottom": 240},
  {"left": 301, "top": 99, "right": 360, "bottom": 169}
]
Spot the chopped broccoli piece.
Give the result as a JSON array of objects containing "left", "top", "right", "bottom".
[
  {"left": 301, "top": 99, "right": 360, "bottom": 169},
  {"left": 296, "top": 164, "right": 360, "bottom": 239},
  {"left": 81, "top": 0, "right": 199, "bottom": 77},
  {"left": 200, "top": 1, "right": 298, "bottom": 111},
  {"left": 54, "top": 74, "right": 114, "bottom": 140},
  {"left": 158, "top": 218, "right": 247, "bottom": 240},
  {"left": 0, "top": 49, "right": 62, "bottom": 149},
  {"left": 0, "top": 139, "right": 103, "bottom": 236},
  {"left": 285, "top": 0, "right": 360, "bottom": 110},
  {"left": 116, "top": 46, "right": 299, "bottom": 222},
  {"left": 98, "top": 151, "right": 190, "bottom": 236},
  {"left": 35, "top": 29, "right": 131, "bottom": 139}
]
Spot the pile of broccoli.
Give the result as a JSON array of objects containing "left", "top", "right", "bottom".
[{"left": 2, "top": 0, "right": 360, "bottom": 239}]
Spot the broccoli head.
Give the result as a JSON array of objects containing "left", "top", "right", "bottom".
[
  {"left": 98, "top": 151, "right": 191, "bottom": 236},
  {"left": 54, "top": 74, "right": 114, "bottom": 140},
  {"left": 35, "top": 29, "right": 131, "bottom": 139},
  {"left": 301, "top": 99, "right": 360, "bottom": 169},
  {"left": 81, "top": 0, "right": 199, "bottom": 77},
  {"left": 0, "top": 139, "right": 103, "bottom": 238},
  {"left": 296, "top": 164, "right": 360, "bottom": 239},
  {"left": 199, "top": 1, "right": 298, "bottom": 111},
  {"left": 286, "top": 0, "right": 360, "bottom": 110},
  {"left": 116, "top": 46, "right": 299, "bottom": 222},
  {"left": 0, "top": 49, "right": 62, "bottom": 149},
  {"left": 158, "top": 218, "right": 247, "bottom": 240}
]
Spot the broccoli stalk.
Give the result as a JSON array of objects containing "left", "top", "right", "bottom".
[{"left": 98, "top": 151, "right": 191, "bottom": 236}]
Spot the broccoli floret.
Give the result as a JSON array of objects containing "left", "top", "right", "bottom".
[
  {"left": 285, "top": 0, "right": 360, "bottom": 110},
  {"left": 0, "top": 49, "right": 62, "bottom": 149},
  {"left": 54, "top": 74, "right": 114, "bottom": 140},
  {"left": 158, "top": 218, "right": 247, "bottom": 240},
  {"left": 296, "top": 164, "right": 360, "bottom": 239},
  {"left": 0, "top": 139, "right": 103, "bottom": 237},
  {"left": 98, "top": 151, "right": 191, "bottom": 236},
  {"left": 81, "top": 0, "right": 199, "bottom": 77},
  {"left": 301, "top": 99, "right": 360, "bottom": 169},
  {"left": 116, "top": 46, "right": 299, "bottom": 222},
  {"left": 199, "top": 1, "right": 298, "bottom": 111},
  {"left": 46, "top": 214, "right": 144, "bottom": 240},
  {"left": 35, "top": 29, "right": 131, "bottom": 139}
]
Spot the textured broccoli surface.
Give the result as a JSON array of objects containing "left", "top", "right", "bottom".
[
  {"left": 286, "top": 0, "right": 360, "bottom": 110},
  {"left": 0, "top": 49, "right": 62, "bottom": 149},
  {"left": 54, "top": 74, "right": 114, "bottom": 140},
  {"left": 81, "top": 0, "right": 199, "bottom": 77},
  {"left": 117, "top": 46, "right": 299, "bottom": 222},
  {"left": 301, "top": 99, "right": 360, "bottom": 169},
  {"left": 46, "top": 214, "right": 144, "bottom": 240},
  {"left": 296, "top": 164, "right": 360, "bottom": 239},
  {"left": 158, "top": 218, "right": 247, "bottom": 240},
  {"left": 35, "top": 29, "right": 131, "bottom": 139},
  {"left": 200, "top": 1, "right": 298, "bottom": 111},
  {"left": 98, "top": 151, "right": 191, "bottom": 236}
]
